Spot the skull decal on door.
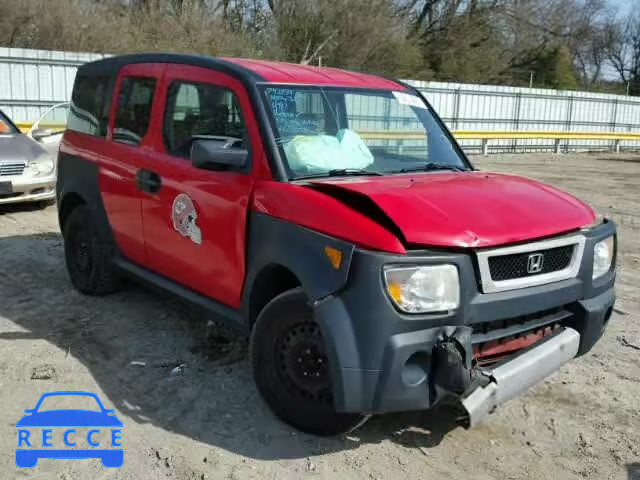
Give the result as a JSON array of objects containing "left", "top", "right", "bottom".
[{"left": 172, "top": 194, "right": 202, "bottom": 245}]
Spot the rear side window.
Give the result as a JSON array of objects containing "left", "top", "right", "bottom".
[
  {"left": 113, "top": 77, "right": 157, "bottom": 146},
  {"left": 68, "top": 73, "right": 111, "bottom": 137},
  {"left": 163, "top": 81, "right": 246, "bottom": 158}
]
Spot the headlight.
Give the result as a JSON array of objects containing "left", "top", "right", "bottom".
[
  {"left": 383, "top": 265, "right": 460, "bottom": 313},
  {"left": 28, "top": 154, "right": 55, "bottom": 176},
  {"left": 592, "top": 236, "right": 614, "bottom": 279}
]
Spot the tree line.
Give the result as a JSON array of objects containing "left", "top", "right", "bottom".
[{"left": 1, "top": 0, "right": 639, "bottom": 94}]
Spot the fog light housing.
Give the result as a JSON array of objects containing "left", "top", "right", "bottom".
[
  {"left": 592, "top": 236, "right": 614, "bottom": 279},
  {"left": 383, "top": 265, "right": 460, "bottom": 313}
]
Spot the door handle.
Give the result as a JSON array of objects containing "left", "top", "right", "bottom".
[{"left": 136, "top": 169, "right": 162, "bottom": 194}]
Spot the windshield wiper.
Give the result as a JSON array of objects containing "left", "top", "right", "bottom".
[
  {"left": 328, "top": 168, "right": 383, "bottom": 176},
  {"left": 293, "top": 168, "right": 384, "bottom": 180},
  {"left": 393, "top": 162, "right": 467, "bottom": 173}
]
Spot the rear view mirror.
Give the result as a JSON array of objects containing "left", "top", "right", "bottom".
[{"left": 191, "top": 138, "right": 247, "bottom": 170}]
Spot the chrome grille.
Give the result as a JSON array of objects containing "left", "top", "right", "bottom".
[
  {"left": 0, "top": 162, "right": 26, "bottom": 176},
  {"left": 488, "top": 244, "right": 575, "bottom": 281},
  {"left": 476, "top": 235, "right": 585, "bottom": 293}
]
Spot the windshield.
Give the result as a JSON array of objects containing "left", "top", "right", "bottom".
[
  {"left": 263, "top": 86, "right": 468, "bottom": 179},
  {"left": 0, "top": 110, "right": 18, "bottom": 134}
]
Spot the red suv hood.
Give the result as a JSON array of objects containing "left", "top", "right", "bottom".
[{"left": 307, "top": 172, "right": 595, "bottom": 248}]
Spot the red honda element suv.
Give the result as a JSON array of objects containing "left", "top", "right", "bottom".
[{"left": 57, "top": 54, "right": 616, "bottom": 435}]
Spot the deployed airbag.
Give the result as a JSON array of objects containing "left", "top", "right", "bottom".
[{"left": 284, "top": 129, "right": 374, "bottom": 172}]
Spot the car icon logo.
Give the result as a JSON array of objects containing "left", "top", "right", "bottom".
[{"left": 15, "top": 391, "right": 123, "bottom": 468}]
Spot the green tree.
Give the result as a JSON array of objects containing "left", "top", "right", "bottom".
[{"left": 550, "top": 45, "right": 579, "bottom": 90}]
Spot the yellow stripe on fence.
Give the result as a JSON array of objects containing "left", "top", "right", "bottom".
[
  {"left": 356, "top": 130, "right": 640, "bottom": 141},
  {"left": 13, "top": 124, "right": 639, "bottom": 154},
  {"left": 451, "top": 130, "right": 640, "bottom": 141},
  {"left": 16, "top": 122, "right": 66, "bottom": 134},
  {"left": 357, "top": 130, "right": 640, "bottom": 154}
]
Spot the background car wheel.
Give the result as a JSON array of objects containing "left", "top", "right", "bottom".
[
  {"left": 36, "top": 198, "right": 56, "bottom": 209},
  {"left": 63, "top": 205, "right": 122, "bottom": 295},
  {"left": 250, "top": 287, "right": 367, "bottom": 436}
]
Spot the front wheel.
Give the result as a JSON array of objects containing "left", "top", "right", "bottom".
[{"left": 250, "top": 288, "right": 367, "bottom": 436}]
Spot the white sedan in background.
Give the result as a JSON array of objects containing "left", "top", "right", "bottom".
[{"left": 0, "top": 103, "right": 68, "bottom": 207}]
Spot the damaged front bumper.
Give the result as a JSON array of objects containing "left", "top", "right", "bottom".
[
  {"left": 459, "top": 327, "right": 580, "bottom": 428},
  {"left": 313, "top": 221, "right": 616, "bottom": 425}
]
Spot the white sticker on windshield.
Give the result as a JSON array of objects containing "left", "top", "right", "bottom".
[{"left": 392, "top": 91, "right": 427, "bottom": 109}]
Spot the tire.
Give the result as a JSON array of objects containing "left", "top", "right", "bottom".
[
  {"left": 250, "top": 287, "right": 367, "bottom": 436},
  {"left": 63, "top": 205, "right": 122, "bottom": 295},
  {"left": 36, "top": 198, "right": 56, "bottom": 209}
]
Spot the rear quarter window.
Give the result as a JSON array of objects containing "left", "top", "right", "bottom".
[{"left": 68, "top": 73, "right": 111, "bottom": 137}]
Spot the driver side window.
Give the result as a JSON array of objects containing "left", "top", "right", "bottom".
[{"left": 163, "top": 81, "right": 247, "bottom": 158}]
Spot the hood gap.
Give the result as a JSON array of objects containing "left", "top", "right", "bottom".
[{"left": 305, "top": 183, "right": 408, "bottom": 247}]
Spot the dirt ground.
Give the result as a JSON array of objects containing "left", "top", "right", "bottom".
[{"left": 0, "top": 152, "right": 638, "bottom": 480}]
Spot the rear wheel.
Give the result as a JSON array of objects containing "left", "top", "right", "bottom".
[
  {"left": 250, "top": 288, "right": 367, "bottom": 436},
  {"left": 63, "top": 205, "right": 121, "bottom": 295}
]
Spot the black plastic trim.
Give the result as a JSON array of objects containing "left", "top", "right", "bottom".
[
  {"left": 114, "top": 257, "right": 246, "bottom": 333},
  {"left": 241, "top": 212, "right": 355, "bottom": 324},
  {"left": 56, "top": 153, "right": 115, "bottom": 244}
]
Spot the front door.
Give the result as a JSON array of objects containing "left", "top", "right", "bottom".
[{"left": 139, "top": 65, "right": 264, "bottom": 309}]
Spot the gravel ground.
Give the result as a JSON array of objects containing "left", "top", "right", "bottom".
[{"left": 0, "top": 152, "right": 638, "bottom": 480}]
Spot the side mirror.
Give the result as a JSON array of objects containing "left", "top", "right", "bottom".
[
  {"left": 31, "top": 128, "right": 53, "bottom": 141},
  {"left": 191, "top": 138, "right": 247, "bottom": 171}
]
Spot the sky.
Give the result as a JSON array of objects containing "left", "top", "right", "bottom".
[
  {"left": 601, "top": 1, "right": 637, "bottom": 81},
  {"left": 609, "top": 0, "right": 636, "bottom": 16}
]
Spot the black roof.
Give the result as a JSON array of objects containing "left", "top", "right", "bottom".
[{"left": 77, "top": 53, "right": 265, "bottom": 83}]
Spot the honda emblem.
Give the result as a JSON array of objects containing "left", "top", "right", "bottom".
[{"left": 527, "top": 253, "right": 544, "bottom": 274}]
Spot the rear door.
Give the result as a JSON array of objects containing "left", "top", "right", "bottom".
[
  {"left": 139, "top": 65, "right": 263, "bottom": 308},
  {"left": 99, "top": 63, "right": 163, "bottom": 264}
]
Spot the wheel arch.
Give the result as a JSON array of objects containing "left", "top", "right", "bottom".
[
  {"left": 242, "top": 212, "right": 356, "bottom": 328},
  {"left": 247, "top": 263, "right": 302, "bottom": 327},
  {"left": 58, "top": 191, "right": 86, "bottom": 232},
  {"left": 243, "top": 214, "right": 368, "bottom": 413},
  {"left": 56, "top": 153, "right": 116, "bottom": 247}
]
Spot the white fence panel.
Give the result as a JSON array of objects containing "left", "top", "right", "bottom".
[
  {"left": 0, "top": 47, "right": 105, "bottom": 122},
  {"left": 410, "top": 79, "right": 640, "bottom": 151}
]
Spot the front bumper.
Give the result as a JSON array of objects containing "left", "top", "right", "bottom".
[
  {"left": 460, "top": 327, "right": 580, "bottom": 427},
  {"left": 0, "top": 174, "right": 56, "bottom": 204},
  {"left": 314, "top": 221, "right": 616, "bottom": 420}
]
